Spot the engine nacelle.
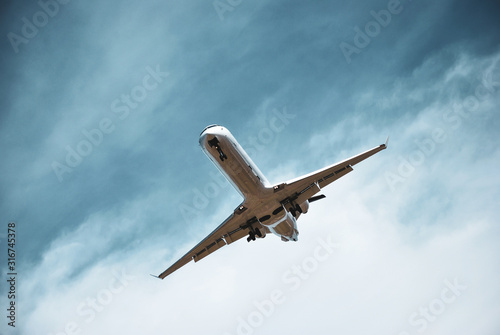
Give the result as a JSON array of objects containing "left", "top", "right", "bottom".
[{"left": 298, "top": 200, "right": 309, "bottom": 214}]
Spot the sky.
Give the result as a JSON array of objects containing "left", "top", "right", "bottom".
[{"left": 1, "top": 0, "right": 500, "bottom": 334}]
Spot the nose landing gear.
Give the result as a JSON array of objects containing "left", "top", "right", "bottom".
[{"left": 208, "top": 137, "right": 228, "bottom": 161}]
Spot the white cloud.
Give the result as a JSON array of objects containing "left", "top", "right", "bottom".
[
  {"left": 3, "top": 1, "right": 500, "bottom": 334},
  {"left": 18, "top": 48, "right": 500, "bottom": 335}
]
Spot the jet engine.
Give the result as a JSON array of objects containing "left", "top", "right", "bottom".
[{"left": 297, "top": 200, "right": 309, "bottom": 214}]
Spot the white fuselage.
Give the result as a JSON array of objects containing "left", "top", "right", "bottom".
[{"left": 199, "top": 125, "right": 299, "bottom": 241}]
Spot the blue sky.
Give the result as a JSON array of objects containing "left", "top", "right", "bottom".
[{"left": 1, "top": 0, "right": 500, "bottom": 334}]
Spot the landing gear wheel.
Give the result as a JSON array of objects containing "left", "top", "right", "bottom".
[
  {"left": 247, "top": 231, "right": 256, "bottom": 242},
  {"left": 255, "top": 228, "right": 263, "bottom": 238},
  {"left": 295, "top": 204, "right": 303, "bottom": 214},
  {"left": 217, "top": 148, "right": 227, "bottom": 161}
]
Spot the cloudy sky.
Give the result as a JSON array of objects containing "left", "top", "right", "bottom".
[{"left": 1, "top": 0, "right": 500, "bottom": 334}]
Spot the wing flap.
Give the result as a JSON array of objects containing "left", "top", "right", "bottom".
[
  {"left": 193, "top": 237, "right": 227, "bottom": 262},
  {"left": 317, "top": 164, "right": 353, "bottom": 189},
  {"left": 224, "top": 228, "right": 248, "bottom": 244}
]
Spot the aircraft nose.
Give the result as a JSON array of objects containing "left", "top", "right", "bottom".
[
  {"left": 199, "top": 125, "right": 218, "bottom": 146},
  {"left": 200, "top": 124, "right": 220, "bottom": 137}
]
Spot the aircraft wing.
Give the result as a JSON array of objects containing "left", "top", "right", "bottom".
[
  {"left": 279, "top": 141, "right": 388, "bottom": 206},
  {"left": 158, "top": 140, "right": 387, "bottom": 278},
  {"left": 157, "top": 204, "right": 251, "bottom": 279}
]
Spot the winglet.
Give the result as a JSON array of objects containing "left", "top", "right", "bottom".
[
  {"left": 150, "top": 274, "right": 162, "bottom": 280},
  {"left": 384, "top": 136, "right": 389, "bottom": 148}
]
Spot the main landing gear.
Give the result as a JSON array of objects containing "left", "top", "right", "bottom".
[
  {"left": 289, "top": 203, "right": 302, "bottom": 218},
  {"left": 208, "top": 137, "right": 227, "bottom": 161},
  {"left": 247, "top": 227, "right": 263, "bottom": 242},
  {"left": 242, "top": 218, "right": 264, "bottom": 242}
]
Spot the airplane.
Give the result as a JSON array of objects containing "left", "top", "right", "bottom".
[{"left": 157, "top": 125, "right": 387, "bottom": 278}]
